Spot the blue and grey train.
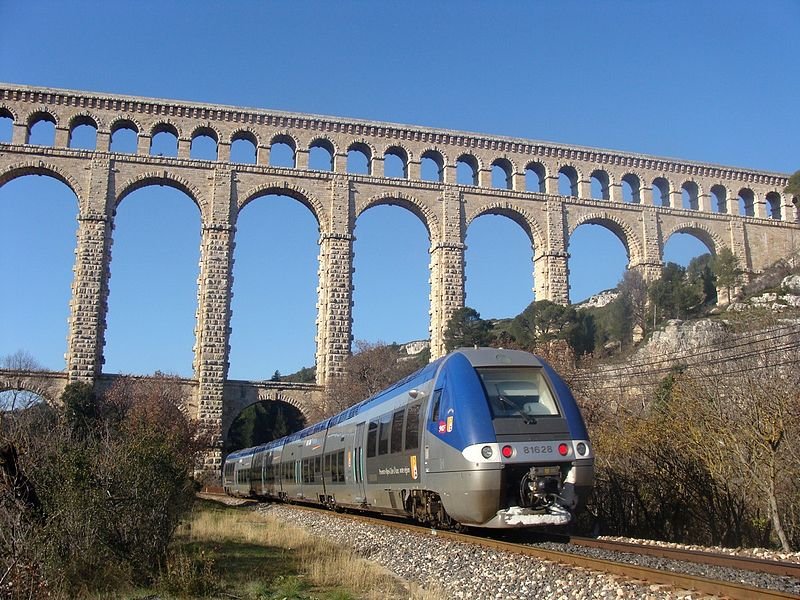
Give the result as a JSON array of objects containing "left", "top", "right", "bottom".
[{"left": 223, "top": 347, "right": 593, "bottom": 529}]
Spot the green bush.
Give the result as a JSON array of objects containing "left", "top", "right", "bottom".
[{"left": 0, "top": 376, "right": 203, "bottom": 598}]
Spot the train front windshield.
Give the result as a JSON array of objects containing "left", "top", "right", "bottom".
[{"left": 477, "top": 367, "right": 560, "bottom": 419}]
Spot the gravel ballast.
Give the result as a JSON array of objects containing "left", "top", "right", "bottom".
[{"left": 255, "top": 504, "right": 798, "bottom": 599}]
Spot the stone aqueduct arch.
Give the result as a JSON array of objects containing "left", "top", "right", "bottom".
[{"left": 1, "top": 84, "right": 798, "bottom": 466}]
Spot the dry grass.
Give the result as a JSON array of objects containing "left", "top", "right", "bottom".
[{"left": 182, "top": 503, "right": 441, "bottom": 600}]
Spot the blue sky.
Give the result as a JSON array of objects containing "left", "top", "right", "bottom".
[{"left": 1, "top": 1, "right": 798, "bottom": 379}]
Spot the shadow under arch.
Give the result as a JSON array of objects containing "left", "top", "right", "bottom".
[{"left": 223, "top": 398, "right": 307, "bottom": 454}]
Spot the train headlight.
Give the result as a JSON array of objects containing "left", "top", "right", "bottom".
[
  {"left": 576, "top": 442, "right": 587, "bottom": 456},
  {"left": 481, "top": 446, "right": 493, "bottom": 459},
  {"left": 501, "top": 445, "right": 514, "bottom": 459},
  {"left": 558, "top": 443, "right": 569, "bottom": 456}
]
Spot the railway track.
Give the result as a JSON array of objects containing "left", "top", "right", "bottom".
[{"left": 262, "top": 501, "right": 800, "bottom": 600}]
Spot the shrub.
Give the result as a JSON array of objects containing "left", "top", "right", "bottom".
[{"left": 0, "top": 376, "right": 202, "bottom": 597}]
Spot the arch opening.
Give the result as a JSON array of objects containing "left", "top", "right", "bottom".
[
  {"left": 230, "top": 194, "right": 320, "bottom": 380},
  {"left": 652, "top": 177, "right": 670, "bottom": 207},
  {"left": 230, "top": 136, "right": 257, "bottom": 164},
  {"left": 353, "top": 204, "right": 430, "bottom": 347},
  {"left": 491, "top": 159, "right": 513, "bottom": 190},
  {"left": 590, "top": 170, "right": 610, "bottom": 200},
  {"left": 682, "top": 181, "right": 699, "bottom": 211},
  {"left": 456, "top": 154, "right": 479, "bottom": 186},
  {"left": 105, "top": 185, "right": 201, "bottom": 377},
  {"left": 151, "top": 124, "right": 179, "bottom": 157},
  {"left": 28, "top": 112, "right": 56, "bottom": 146},
  {"left": 621, "top": 173, "right": 640, "bottom": 203},
  {"left": 662, "top": 231, "right": 717, "bottom": 306},
  {"left": 466, "top": 213, "right": 534, "bottom": 318},
  {"left": 224, "top": 399, "right": 306, "bottom": 454},
  {"left": 383, "top": 146, "right": 408, "bottom": 179},
  {"left": 68, "top": 116, "right": 97, "bottom": 150},
  {"left": 191, "top": 128, "right": 218, "bottom": 161},
  {"left": 0, "top": 174, "right": 78, "bottom": 370},
  {"left": 0, "top": 388, "right": 47, "bottom": 411},
  {"left": 526, "top": 162, "right": 546, "bottom": 193},
  {"left": 738, "top": 188, "right": 755, "bottom": 217},
  {"left": 568, "top": 221, "right": 630, "bottom": 303},
  {"left": 309, "top": 139, "right": 334, "bottom": 171},
  {"left": 421, "top": 150, "right": 444, "bottom": 182},
  {"left": 710, "top": 184, "right": 727, "bottom": 214},
  {"left": 559, "top": 166, "right": 578, "bottom": 197},
  {"left": 766, "top": 192, "right": 782, "bottom": 220},
  {"left": 0, "top": 109, "right": 12, "bottom": 142},
  {"left": 347, "top": 143, "right": 371, "bottom": 175},
  {"left": 110, "top": 120, "right": 138, "bottom": 154},
  {"left": 270, "top": 135, "right": 296, "bottom": 168}
]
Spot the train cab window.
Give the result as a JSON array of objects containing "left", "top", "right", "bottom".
[
  {"left": 390, "top": 410, "right": 404, "bottom": 453},
  {"left": 367, "top": 421, "right": 378, "bottom": 458},
  {"left": 405, "top": 403, "right": 421, "bottom": 451},
  {"left": 378, "top": 414, "right": 391, "bottom": 455},
  {"left": 477, "top": 367, "right": 560, "bottom": 418},
  {"left": 431, "top": 389, "right": 442, "bottom": 422}
]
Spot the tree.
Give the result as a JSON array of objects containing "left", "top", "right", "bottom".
[
  {"left": 510, "top": 300, "right": 595, "bottom": 356},
  {"left": 687, "top": 253, "right": 717, "bottom": 305},
  {"left": 617, "top": 269, "right": 648, "bottom": 334},
  {"left": 321, "top": 341, "right": 422, "bottom": 417},
  {"left": 224, "top": 400, "right": 305, "bottom": 453},
  {"left": 61, "top": 381, "right": 98, "bottom": 437},
  {"left": 711, "top": 247, "right": 741, "bottom": 304},
  {"left": 785, "top": 169, "right": 800, "bottom": 200},
  {"left": 443, "top": 307, "right": 492, "bottom": 352},
  {"left": 648, "top": 262, "right": 704, "bottom": 323},
  {"left": 1, "top": 375, "right": 204, "bottom": 596},
  {"left": 666, "top": 352, "right": 800, "bottom": 551}
]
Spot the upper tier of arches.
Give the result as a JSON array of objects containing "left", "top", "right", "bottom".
[{"left": 0, "top": 91, "right": 796, "bottom": 224}]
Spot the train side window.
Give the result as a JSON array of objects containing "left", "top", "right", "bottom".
[
  {"left": 405, "top": 403, "right": 421, "bottom": 451},
  {"left": 324, "top": 453, "right": 331, "bottom": 478},
  {"left": 337, "top": 450, "right": 345, "bottom": 482},
  {"left": 378, "top": 414, "right": 391, "bottom": 455},
  {"left": 367, "top": 421, "right": 378, "bottom": 458},
  {"left": 390, "top": 409, "right": 404, "bottom": 453},
  {"left": 431, "top": 389, "right": 442, "bottom": 422}
]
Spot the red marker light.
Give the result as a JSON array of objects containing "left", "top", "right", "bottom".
[
  {"left": 501, "top": 445, "right": 514, "bottom": 459},
  {"left": 558, "top": 443, "right": 569, "bottom": 456}
]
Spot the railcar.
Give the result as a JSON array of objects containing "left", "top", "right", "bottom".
[{"left": 223, "top": 347, "right": 593, "bottom": 529}]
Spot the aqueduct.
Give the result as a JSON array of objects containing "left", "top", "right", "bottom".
[{"left": 1, "top": 84, "right": 797, "bottom": 466}]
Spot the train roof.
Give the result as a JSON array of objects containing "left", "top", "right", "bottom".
[{"left": 453, "top": 347, "right": 544, "bottom": 368}]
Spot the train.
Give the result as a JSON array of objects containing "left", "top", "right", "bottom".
[{"left": 223, "top": 347, "right": 593, "bottom": 529}]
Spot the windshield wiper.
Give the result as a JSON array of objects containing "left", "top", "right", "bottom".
[{"left": 495, "top": 393, "right": 537, "bottom": 425}]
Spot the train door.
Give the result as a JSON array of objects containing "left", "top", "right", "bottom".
[
  {"left": 424, "top": 377, "right": 454, "bottom": 473},
  {"left": 354, "top": 422, "right": 367, "bottom": 503}
]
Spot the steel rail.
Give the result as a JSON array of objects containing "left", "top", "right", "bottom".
[
  {"left": 272, "top": 503, "right": 800, "bottom": 600},
  {"left": 568, "top": 536, "right": 800, "bottom": 579}
]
